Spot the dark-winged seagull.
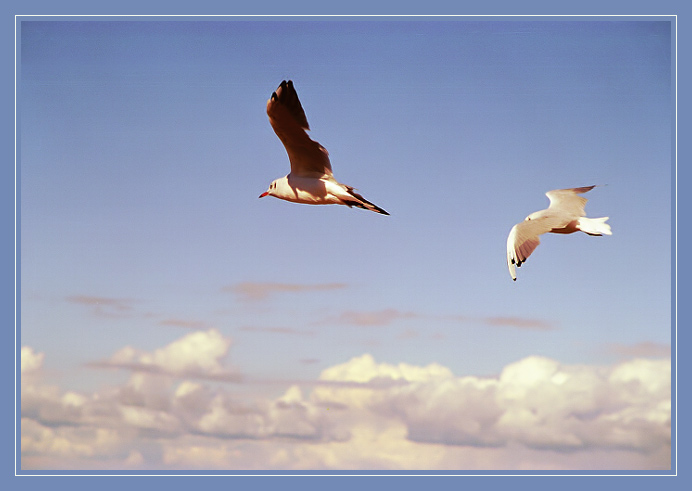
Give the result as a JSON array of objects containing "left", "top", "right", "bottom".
[{"left": 260, "top": 80, "right": 388, "bottom": 215}]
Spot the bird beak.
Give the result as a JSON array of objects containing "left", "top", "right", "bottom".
[{"left": 259, "top": 191, "right": 268, "bottom": 198}]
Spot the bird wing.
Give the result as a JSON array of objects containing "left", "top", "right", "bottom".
[
  {"left": 506, "top": 215, "right": 568, "bottom": 280},
  {"left": 545, "top": 185, "right": 595, "bottom": 217},
  {"left": 266, "top": 80, "right": 333, "bottom": 178}
]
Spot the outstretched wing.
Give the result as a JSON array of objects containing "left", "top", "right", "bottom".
[
  {"left": 266, "top": 80, "right": 333, "bottom": 178},
  {"left": 545, "top": 185, "right": 596, "bottom": 217},
  {"left": 506, "top": 215, "right": 567, "bottom": 281}
]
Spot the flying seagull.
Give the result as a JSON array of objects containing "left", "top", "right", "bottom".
[
  {"left": 259, "top": 80, "right": 389, "bottom": 215},
  {"left": 506, "top": 185, "right": 612, "bottom": 281}
]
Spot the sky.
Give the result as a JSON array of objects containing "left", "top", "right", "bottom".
[{"left": 18, "top": 19, "right": 673, "bottom": 472}]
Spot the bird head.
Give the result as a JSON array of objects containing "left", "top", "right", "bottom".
[{"left": 259, "top": 180, "right": 279, "bottom": 198}]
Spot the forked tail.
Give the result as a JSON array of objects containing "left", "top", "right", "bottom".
[{"left": 578, "top": 217, "right": 612, "bottom": 236}]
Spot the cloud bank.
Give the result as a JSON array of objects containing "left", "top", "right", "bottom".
[{"left": 20, "top": 330, "right": 671, "bottom": 471}]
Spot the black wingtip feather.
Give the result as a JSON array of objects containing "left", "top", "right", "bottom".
[{"left": 271, "top": 79, "right": 310, "bottom": 130}]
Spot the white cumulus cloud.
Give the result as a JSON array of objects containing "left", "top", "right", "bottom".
[
  {"left": 111, "top": 328, "right": 231, "bottom": 376},
  {"left": 21, "top": 346, "right": 44, "bottom": 374},
  {"left": 20, "top": 337, "right": 671, "bottom": 471}
]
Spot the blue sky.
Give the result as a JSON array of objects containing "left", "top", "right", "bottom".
[{"left": 18, "top": 19, "right": 673, "bottom": 471}]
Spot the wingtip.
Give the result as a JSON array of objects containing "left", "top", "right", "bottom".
[
  {"left": 572, "top": 185, "right": 597, "bottom": 194},
  {"left": 374, "top": 204, "right": 390, "bottom": 216},
  {"left": 272, "top": 80, "right": 289, "bottom": 99}
]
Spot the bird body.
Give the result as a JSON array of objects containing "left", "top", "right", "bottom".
[
  {"left": 261, "top": 174, "right": 387, "bottom": 213},
  {"left": 506, "top": 186, "right": 611, "bottom": 281},
  {"left": 260, "top": 80, "right": 388, "bottom": 215}
]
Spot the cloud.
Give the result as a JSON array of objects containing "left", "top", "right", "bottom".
[
  {"left": 397, "top": 356, "right": 668, "bottom": 453},
  {"left": 21, "top": 337, "right": 671, "bottom": 471},
  {"left": 66, "top": 295, "right": 140, "bottom": 318},
  {"left": 158, "top": 319, "right": 209, "bottom": 329},
  {"left": 239, "top": 326, "right": 316, "bottom": 336},
  {"left": 397, "top": 328, "right": 419, "bottom": 339},
  {"left": 606, "top": 341, "right": 671, "bottom": 359},
  {"left": 88, "top": 329, "right": 241, "bottom": 383},
  {"left": 117, "top": 329, "right": 230, "bottom": 375},
  {"left": 318, "top": 309, "right": 419, "bottom": 327},
  {"left": 21, "top": 417, "right": 128, "bottom": 462},
  {"left": 307, "top": 354, "right": 670, "bottom": 455},
  {"left": 21, "top": 346, "right": 44, "bottom": 374},
  {"left": 482, "top": 317, "right": 556, "bottom": 330},
  {"left": 87, "top": 360, "right": 244, "bottom": 384},
  {"left": 224, "top": 282, "right": 348, "bottom": 301},
  {"left": 315, "top": 310, "right": 554, "bottom": 330},
  {"left": 319, "top": 353, "right": 453, "bottom": 384}
]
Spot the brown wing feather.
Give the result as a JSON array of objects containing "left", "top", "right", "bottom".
[{"left": 266, "top": 80, "right": 332, "bottom": 177}]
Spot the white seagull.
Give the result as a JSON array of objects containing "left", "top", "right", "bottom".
[
  {"left": 506, "top": 185, "right": 612, "bottom": 281},
  {"left": 259, "top": 80, "right": 389, "bottom": 215}
]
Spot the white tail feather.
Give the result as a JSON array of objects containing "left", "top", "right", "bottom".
[{"left": 578, "top": 217, "right": 612, "bottom": 236}]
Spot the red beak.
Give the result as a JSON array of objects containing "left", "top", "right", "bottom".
[{"left": 259, "top": 191, "right": 269, "bottom": 198}]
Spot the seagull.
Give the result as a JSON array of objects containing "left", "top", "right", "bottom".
[
  {"left": 506, "top": 185, "right": 612, "bottom": 281},
  {"left": 259, "top": 80, "right": 389, "bottom": 215}
]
